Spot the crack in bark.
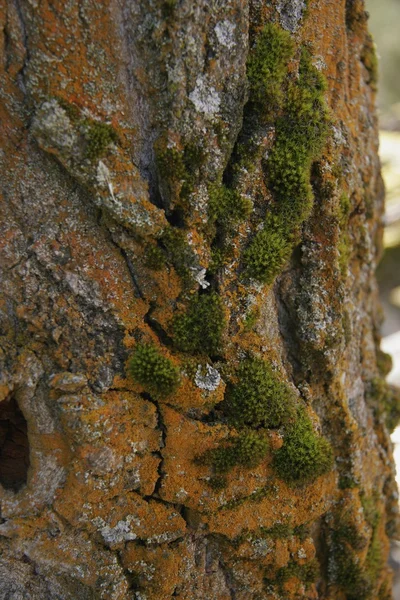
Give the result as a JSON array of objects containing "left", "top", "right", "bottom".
[{"left": 12, "top": 0, "right": 29, "bottom": 95}]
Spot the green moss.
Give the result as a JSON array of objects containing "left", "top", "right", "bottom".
[
  {"left": 273, "top": 408, "right": 333, "bottom": 485},
  {"left": 208, "top": 475, "right": 227, "bottom": 490},
  {"left": 243, "top": 213, "right": 293, "bottom": 283},
  {"left": 262, "top": 523, "right": 294, "bottom": 539},
  {"left": 224, "top": 357, "right": 296, "bottom": 428},
  {"left": 159, "top": 227, "right": 195, "bottom": 283},
  {"left": 172, "top": 292, "right": 225, "bottom": 355},
  {"left": 367, "top": 376, "right": 400, "bottom": 432},
  {"left": 333, "top": 547, "right": 372, "bottom": 600},
  {"left": 265, "top": 47, "right": 329, "bottom": 225},
  {"left": 276, "top": 558, "right": 319, "bottom": 586},
  {"left": 243, "top": 307, "right": 260, "bottom": 331},
  {"left": 233, "top": 430, "right": 270, "bottom": 466},
  {"left": 361, "top": 34, "right": 378, "bottom": 91},
  {"left": 376, "top": 349, "right": 392, "bottom": 376},
  {"left": 208, "top": 184, "right": 252, "bottom": 229},
  {"left": 244, "top": 45, "right": 330, "bottom": 284},
  {"left": 156, "top": 142, "right": 204, "bottom": 207},
  {"left": 129, "top": 343, "right": 180, "bottom": 397},
  {"left": 200, "top": 430, "right": 269, "bottom": 478},
  {"left": 247, "top": 23, "right": 294, "bottom": 117},
  {"left": 83, "top": 120, "right": 118, "bottom": 160},
  {"left": 144, "top": 244, "right": 165, "bottom": 270}
]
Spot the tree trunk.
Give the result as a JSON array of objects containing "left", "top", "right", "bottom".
[{"left": 0, "top": 0, "right": 397, "bottom": 598}]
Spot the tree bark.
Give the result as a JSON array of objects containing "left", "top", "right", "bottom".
[{"left": 0, "top": 0, "right": 397, "bottom": 598}]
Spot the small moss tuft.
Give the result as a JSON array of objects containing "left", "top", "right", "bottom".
[
  {"left": 144, "top": 244, "right": 165, "bottom": 271},
  {"left": 200, "top": 430, "right": 269, "bottom": 477},
  {"left": 243, "top": 213, "right": 293, "bottom": 283},
  {"left": 273, "top": 408, "right": 333, "bottom": 485},
  {"left": 208, "top": 184, "right": 252, "bottom": 227},
  {"left": 129, "top": 343, "right": 180, "bottom": 397},
  {"left": 172, "top": 292, "right": 225, "bottom": 355},
  {"left": 247, "top": 23, "right": 294, "bottom": 117},
  {"left": 159, "top": 227, "right": 196, "bottom": 283},
  {"left": 83, "top": 120, "right": 118, "bottom": 160},
  {"left": 224, "top": 357, "right": 296, "bottom": 428},
  {"left": 361, "top": 34, "right": 378, "bottom": 91}
]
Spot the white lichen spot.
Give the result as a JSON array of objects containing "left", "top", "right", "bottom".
[
  {"left": 189, "top": 76, "right": 221, "bottom": 115},
  {"left": 190, "top": 266, "right": 210, "bottom": 289},
  {"left": 99, "top": 515, "right": 139, "bottom": 544},
  {"left": 195, "top": 364, "right": 221, "bottom": 391},
  {"left": 214, "top": 20, "right": 236, "bottom": 49},
  {"left": 298, "top": 547, "right": 307, "bottom": 559},
  {"left": 277, "top": 0, "right": 306, "bottom": 32}
]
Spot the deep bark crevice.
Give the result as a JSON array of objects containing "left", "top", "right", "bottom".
[{"left": 0, "top": 395, "right": 30, "bottom": 492}]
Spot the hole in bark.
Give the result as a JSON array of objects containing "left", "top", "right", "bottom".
[{"left": 0, "top": 396, "right": 30, "bottom": 492}]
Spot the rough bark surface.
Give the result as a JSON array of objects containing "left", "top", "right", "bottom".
[{"left": 0, "top": 0, "right": 398, "bottom": 598}]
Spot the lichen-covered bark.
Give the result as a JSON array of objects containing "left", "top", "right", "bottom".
[{"left": 0, "top": 0, "right": 397, "bottom": 598}]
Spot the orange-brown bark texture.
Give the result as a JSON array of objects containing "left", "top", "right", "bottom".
[{"left": 0, "top": 0, "right": 398, "bottom": 598}]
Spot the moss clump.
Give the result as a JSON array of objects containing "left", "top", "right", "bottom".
[
  {"left": 208, "top": 184, "right": 252, "bottom": 228},
  {"left": 129, "top": 343, "right": 180, "bottom": 397},
  {"left": 172, "top": 292, "right": 225, "bottom": 355},
  {"left": 159, "top": 227, "right": 196, "bottom": 283},
  {"left": 156, "top": 142, "right": 204, "bottom": 207},
  {"left": 247, "top": 23, "right": 294, "bottom": 117},
  {"left": 144, "top": 244, "right": 165, "bottom": 271},
  {"left": 224, "top": 357, "right": 296, "bottom": 428},
  {"left": 376, "top": 349, "right": 392, "bottom": 376},
  {"left": 273, "top": 409, "right": 333, "bottom": 485},
  {"left": 333, "top": 547, "right": 372, "bottom": 600},
  {"left": 276, "top": 558, "right": 319, "bottom": 586},
  {"left": 83, "top": 120, "right": 118, "bottom": 160},
  {"left": 244, "top": 46, "right": 330, "bottom": 284},
  {"left": 200, "top": 430, "right": 269, "bottom": 477},
  {"left": 361, "top": 34, "right": 378, "bottom": 91},
  {"left": 266, "top": 47, "right": 329, "bottom": 225},
  {"left": 366, "top": 376, "right": 400, "bottom": 432},
  {"left": 243, "top": 213, "right": 293, "bottom": 283}
]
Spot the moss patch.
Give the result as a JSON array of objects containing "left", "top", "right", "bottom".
[
  {"left": 199, "top": 430, "right": 269, "bottom": 475},
  {"left": 247, "top": 23, "right": 294, "bottom": 118},
  {"left": 273, "top": 408, "right": 333, "bottom": 485},
  {"left": 172, "top": 292, "right": 225, "bottom": 355},
  {"left": 244, "top": 43, "right": 330, "bottom": 283},
  {"left": 129, "top": 343, "right": 180, "bottom": 397},
  {"left": 243, "top": 213, "right": 293, "bottom": 283},
  {"left": 224, "top": 357, "right": 296, "bottom": 428}
]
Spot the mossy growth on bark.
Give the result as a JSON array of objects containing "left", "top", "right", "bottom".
[
  {"left": 83, "top": 120, "right": 118, "bottom": 160},
  {"left": 158, "top": 226, "right": 196, "bottom": 284},
  {"left": 329, "top": 497, "right": 383, "bottom": 600},
  {"left": 128, "top": 343, "right": 180, "bottom": 397},
  {"left": 208, "top": 184, "right": 252, "bottom": 233},
  {"left": 243, "top": 213, "right": 293, "bottom": 283},
  {"left": 265, "top": 558, "right": 320, "bottom": 593},
  {"left": 198, "top": 429, "right": 269, "bottom": 485},
  {"left": 361, "top": 33, "right": 379, "bottom": 91},
  {"left": 155, "top": 140, "right": 204, "bottom": 208},
  {"left": 223, "top": 357, "right": 296, "bottom": 428},
  {"left": 273, "top": 408, "right": 333, "bottom": 485},
  {"left": 246, "top": 22, "right": 294, "bottom": 118},
  {"left": 172, "top": 292, "right": 225, "bottom": 355},
  {"left": 244, "top": 37, "right": 331, "bottom": 283},
  {"left": 144, "top": 243, "right": 166, "bottom": 271},
  {"left": 56, "top": 98, "right": 118, "bottom": 161}
]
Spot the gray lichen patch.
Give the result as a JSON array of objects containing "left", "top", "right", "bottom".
[
  {"left": 277, "top": 0, "right": 306, "bottom": 32},
  {"left": 194, "top": 364, "right": 221, "bottom": 391}
]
